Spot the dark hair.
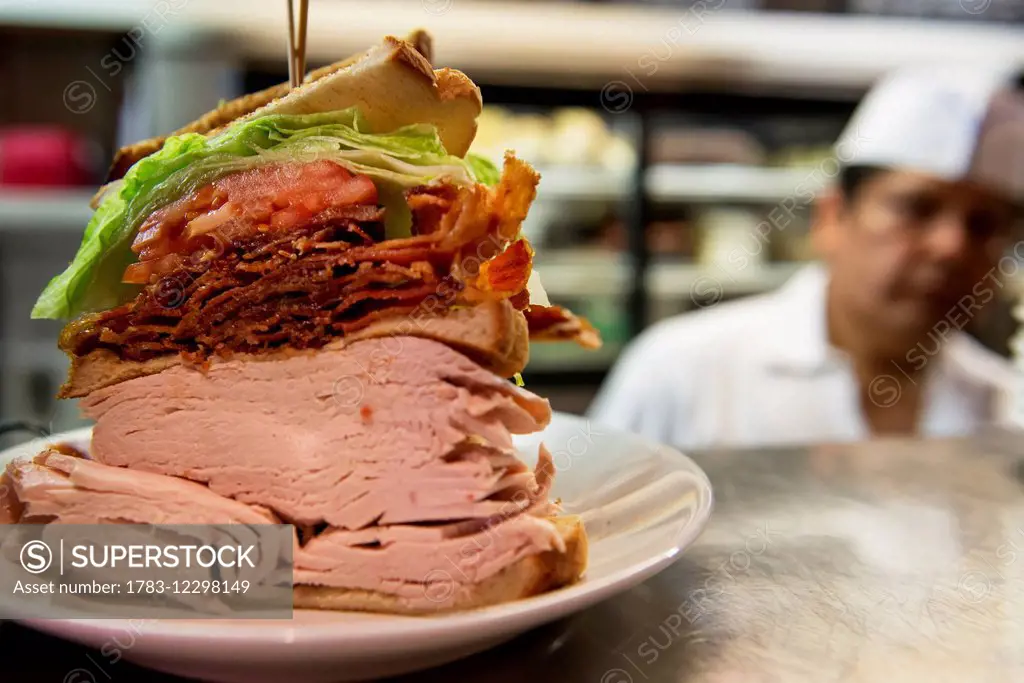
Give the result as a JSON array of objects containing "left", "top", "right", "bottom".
[{"left": 837, "top": 165, "right": 885, "bottom": 202}]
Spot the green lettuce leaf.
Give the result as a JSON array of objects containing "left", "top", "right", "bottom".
[
  {"left": 466, "top": 153, "right": 500, "bottom": 186},
  {"left": 32, "top": 109, "right": 499, "bottom": 320}
]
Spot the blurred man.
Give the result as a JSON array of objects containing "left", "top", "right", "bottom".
[{"left": 588, "top": 66, "right": 1024, "bottom": 450}]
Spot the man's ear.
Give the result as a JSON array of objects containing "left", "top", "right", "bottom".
[{"left": 809, "top": 185, "right": 846, "bottom": 258}]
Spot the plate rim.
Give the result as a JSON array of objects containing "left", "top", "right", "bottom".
[{"left": 6, "top": 413, "right": 714, "bottom": 646}]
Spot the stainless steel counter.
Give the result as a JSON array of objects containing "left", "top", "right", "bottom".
[
  {"left": 4, "top": 430, "right": 1024, "bottom": 681},
  {"left": 394, "top": 429, "right": 1024, "bottom": 683}
]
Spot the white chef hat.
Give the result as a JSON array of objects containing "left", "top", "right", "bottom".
[{"left": 835, "top": 64, "right": 1024, "bottom": 202}]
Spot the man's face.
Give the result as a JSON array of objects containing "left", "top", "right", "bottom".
[{"left": 820, "top": 169, "right": 1017, "bottom": 343}]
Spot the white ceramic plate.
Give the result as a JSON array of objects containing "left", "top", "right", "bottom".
[{"left": 1, "top": 412, "right": 713, "bottom": 682}]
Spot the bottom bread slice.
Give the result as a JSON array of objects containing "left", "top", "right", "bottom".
[{"left": 292, "top": 515, "right": 588, "bottom": 615}]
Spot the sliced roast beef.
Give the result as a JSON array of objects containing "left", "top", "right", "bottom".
[
  {"left": 3, "top": 441, "right": 564, "bottom": 611},
  {"left": 81, "top": 336, "right": 551, "bottom": 527},
  {"left": 293, "top": 510, "right": 564, "bottom": 595},
  {"left": 6, "top": 449, "right": 277, "bottom": 525},
  {"left": 0, "top": 472, "right": 22, "bottom": 524}
]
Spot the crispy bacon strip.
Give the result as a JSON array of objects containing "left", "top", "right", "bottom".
[
  {"left": 524, "top": 305, "right": 602, "bottom": 349},
  {"left": 405, "top": 155, "right": 540, "bottom": 309},
  {"left": 60, "top": 219, "right": 448, "bottom": 362},
  {"left": 476, "top": 239, "right": 533, "bottom": 298}
]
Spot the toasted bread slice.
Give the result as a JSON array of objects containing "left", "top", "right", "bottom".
[
  {"left": 293, "top": 515, "right": 587, "bottom": 615},
  {"left": 105, "top": 31, "right": 480, "bottom": 183},
  {"left": 59, "top": 299, "right": 528, "bottom": 399}
]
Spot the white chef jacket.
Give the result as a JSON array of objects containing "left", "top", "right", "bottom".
[{"left": 587, "top": 263, "right": 1016, "bottom": 450}]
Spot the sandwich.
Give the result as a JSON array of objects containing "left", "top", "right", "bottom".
[{"left": 0, "top": 32, "right": 599, "bottom": 614}]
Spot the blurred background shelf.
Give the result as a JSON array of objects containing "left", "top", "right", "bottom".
[
  {"left": 535, "top": 252, "right": 806, "bottom": 300},
  {"left": 0, "top": 190, "right": 95, "bottom": 231},
  {"left": 646, "top": 165, "right": 815, "bottom": 203},
  {"left": 5, "top": 1, "right": 1020, "bottom": 94},
  {"left": 534, "top": 165, "right": 824, "bottom": 203},
  {"left": 525, "top": 341, "right": 625, "bottom": 373},
  {"left": 534, "top": 167, "right": 631, "bottom": 203},
  {"left": 650, "top": 261, "right": 804, "bottom": 298}
]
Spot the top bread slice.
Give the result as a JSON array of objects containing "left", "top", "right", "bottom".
[{"left": 105, "top": 31, "right": 482, "bottom": 183}]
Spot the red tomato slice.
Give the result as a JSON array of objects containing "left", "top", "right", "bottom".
[{"left": 124, "top": 161, "right": 379, "bottom": 284}]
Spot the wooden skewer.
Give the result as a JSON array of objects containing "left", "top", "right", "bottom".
[
  {"left": 285, "top": 0, "right": 309, "bottom": 89},
  {"left": 296, "top": 0, "right": 309, "bottom": 87},
  {"left": 286, "top": 0, "right": 298, "bottom": 88}
]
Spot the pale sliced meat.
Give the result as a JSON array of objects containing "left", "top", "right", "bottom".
[
  {"left": 0, "top": 472, "right": 23, "bottom": 524},
  {"left": 81, "top": 336, "right": 552, "bottom": 528},
  {"left": 294, "top": 512, "right": 565, "bottom": 589},
  {"left": 6, "top": 450, "right": 277, "bottom": 525},
  {"left": 3, "top": 445, "right": 566, "bottom": 614}
]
